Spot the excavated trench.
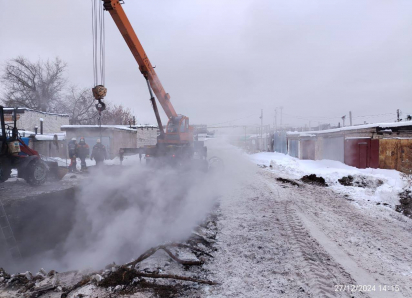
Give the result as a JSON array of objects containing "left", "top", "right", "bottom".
[
  {"left": 0, "top": 164, "right": 219, "bottom": 278},
  {"left": 0, "top": 188, "right": 77, "bottom": 273}
]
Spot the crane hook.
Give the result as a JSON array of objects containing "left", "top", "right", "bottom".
[{"left": 95, "top": 99, "right": 106, "bottom": 113}]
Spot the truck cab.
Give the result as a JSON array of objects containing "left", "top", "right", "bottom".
[{"left": 160, "top": 115, "right": 193, "bottom": 145}]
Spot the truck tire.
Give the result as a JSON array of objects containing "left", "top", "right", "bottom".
[
  {"left": 0, "top": 163, "right": 11, "bottom": 183},
  {"left": 24, "top": 160, "right": 48, "bottom": 186},
  {"left": 208, "top": 156, "right": 224, "bottom": 172}
]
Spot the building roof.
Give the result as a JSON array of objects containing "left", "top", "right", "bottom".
[
  {"left": 61, "top": 124, "right": 157, "bottom": 132},
  {"left": 2, "top": 107, "right": 69, "bottom": 117},
  {"left": 0, "top": 130, "right": 66, "bottom": 141},
  {"left": 33, "top": 132, "right": 66, "bottom": 141},
  {"left": 287, "top": 121, "right": 412, "bottom": 137}
]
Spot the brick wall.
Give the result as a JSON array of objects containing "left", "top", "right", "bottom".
[{"left": 136, "top": 127, "right": 158, "bottom": 147}]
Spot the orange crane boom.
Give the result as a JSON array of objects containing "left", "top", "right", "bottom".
[
  {"left": 102, "top": 0, "right": 177, "bottom": 119},
  {"left": 103, "top": 0, "right": 212, "bottom": 169}
]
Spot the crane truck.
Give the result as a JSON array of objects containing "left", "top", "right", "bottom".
[{"left": 100, "top": 0, "right": 219, "bottom": 170}]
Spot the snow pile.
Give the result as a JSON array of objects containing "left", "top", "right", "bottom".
[{"left": 250, "top": 152, "right": 405, "bottom": 209}]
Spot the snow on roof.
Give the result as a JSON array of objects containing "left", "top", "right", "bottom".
[
  {"left": 287, "top": 121, "right": 412, "bottom": 137},
  {"left": 132, "top": 124, "right": 158, "bottom": 129},
  {"left": 61, "top": 124, "right": 157, "bottom": 131},
  {"left": 299, "top": 133, "right": 317, "bottom": 137},
  {"left": 34, "top": 134, "right": 66, "bottom": 141},
  {"left": 0, "top": 130, "right": 66, "bottom": 140},
  {"left": 2, "top": 107, "right": 69, "bottom": 117}
]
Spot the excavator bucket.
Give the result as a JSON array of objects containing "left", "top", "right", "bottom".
[{"left": 44, "top": 160, "right": 68, "bottom": 181}]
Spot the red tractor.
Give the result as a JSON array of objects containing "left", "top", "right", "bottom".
[{"left": 0, "top": 106, "right": 65, "bottom": 185}]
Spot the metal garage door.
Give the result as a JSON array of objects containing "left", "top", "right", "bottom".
[{"left": 322, "top": 137, "right": 344, "bottom": 162}]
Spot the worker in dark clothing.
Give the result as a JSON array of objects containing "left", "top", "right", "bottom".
[
  {"left": 91, "top": 139, "right": 107, "bottom": 166},
  {"left": 76, "top": 137, "right": 90, "bottom": 171},
  {"left": 68, "top": 138, "right": 78, "bottom": 173}
]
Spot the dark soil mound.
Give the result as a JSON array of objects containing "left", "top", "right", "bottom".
[
  {"left": 338, "top": 176, "right": 354, "bottom": 186},
  {"left": 301, "top": 174, "right": 328, "bottom": 187},
  {"left": 100, "top": 267, "right": 137, "bottom": 287},
  {"left": 276, "top": 177, "right": 300, "bottom": 187},
  {"left": 396, "top": 190, "right": 412, "bottom": 218},
  {"left": 100, "top": 267, "right": 184, "bottom": 297},
  {"left": 338, "top": 175, "right": 383, "bottom": 189}
]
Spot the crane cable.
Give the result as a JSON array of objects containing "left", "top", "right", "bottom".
[
  {"left": 91, "top": 0, "right": 106, "bottom": 140},
  {"left": 91, "top": 0, "right": 105, "bottom": 86}
]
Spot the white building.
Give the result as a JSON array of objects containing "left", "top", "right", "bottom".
[
  {"left": 132, "top": 125, "right": 158, "bottom": 147},
  {"left": 61, "top": 124, "right": 158, "bottom": 159},
  {"left": 4, "top": 108, "right": 69, "bottom": 134}
]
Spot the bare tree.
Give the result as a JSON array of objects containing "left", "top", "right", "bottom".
[
  {"left": 60, "top": 92, "right": 135, "bottom": 126},
  {"left": 58, "top": 87, "right": 98, "bottom": 125},
  {"left": 1, "top": 56, "right": 136, "bottom": 126},
  {"left": 1, "top": 56, "right": 66, "bottom": 112},
  {"left": 101, "top": 104, "right": 134, "bottom": 125}
]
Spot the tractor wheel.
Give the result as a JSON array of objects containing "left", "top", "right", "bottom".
[
  {"left": 25, "top": 160, "right": 48, "bottom": 186},
  {"left": 208, "top": 156, "right": 224, "bottom": 173},
  {"left": 0, "top": 162, "right": 11, "bottom": 183}
]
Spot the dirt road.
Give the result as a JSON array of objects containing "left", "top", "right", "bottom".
[{"left": 207, "top": 168, "right": 412, "bottom": 298}]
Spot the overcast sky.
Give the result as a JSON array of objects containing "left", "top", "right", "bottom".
[{"left": 1, "top": 0, "right": 411, "bottom": 128}]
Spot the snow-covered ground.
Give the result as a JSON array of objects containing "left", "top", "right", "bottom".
[
  {"left": 2, "top": 146, "right": 412, "bottom": 297},
  {"left": 250, "top": 152, "right": 405, "bottom": 211},
  {"left": 205, "top": 150, "right": 412, "bottom": 298}
]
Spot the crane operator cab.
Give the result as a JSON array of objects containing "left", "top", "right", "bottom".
[{"left": 161, "top": 115, "right": 193, "bottom": 144}]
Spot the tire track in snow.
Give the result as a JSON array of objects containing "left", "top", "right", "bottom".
[
  {"left": 261, "top": 173, "right": 369, "bottom": 298},
  {"left": 275, "top": 199, "right": 361, "bottom": 298},
  {"left": 261, "top": 169, "right": 410, "bottom": 298},
  {"left": 289, "top": 182, "right": 412, "bottom": 297}
]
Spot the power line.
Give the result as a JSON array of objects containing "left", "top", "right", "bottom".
[
  {"left": 353, "top": 113, "right": 396, "bottom": 119},
  {"left": 282, "top": 112, "right": 396, "bottom": 122}
]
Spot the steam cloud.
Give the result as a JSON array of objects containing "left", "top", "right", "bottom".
[{"left": 16, "top": 139, "right": 254, "bottom": 273}]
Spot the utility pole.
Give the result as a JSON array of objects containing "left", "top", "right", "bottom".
[
  {"left": 260, "top": 109, "right": 263, "bottom": 151},
  {"left": 397, "top": 109, "right": 400, "bottom": 122},
  {"left": 341, "top": 115, "right": 346, "bottom": 127},
  {"left": 280, "top": 106, "right": 283, "bottom": 131},
  {"left": 349, "top": 111, "right": 353, "bottom": 126},
  {"left": 244, "top": 126, "right": 247, "bottom": 150}
]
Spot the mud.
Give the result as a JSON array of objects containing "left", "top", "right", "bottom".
[
  {"left": 0, "top": 203, "right": 218, "bottom": 297},
  {"left": 0, "top": 188, "right": 77, "bottom": 273},
  {"left": 338, "top": 175, "right": 383, "bottom": 189},
  {"left": 100, "top": 267, "right": 186, "bottom": 298},
  {"left": 276, "top": 177, "right": 300, "bottom": 187},
  {"left": 300, "top": 174, "right": 328, "bottom": 187},
  {"left": 396, "top": 189, "right": 412, "bottom": 218},
  {"left": 338, "top": 175, "right": 354, "bottom": 186}
]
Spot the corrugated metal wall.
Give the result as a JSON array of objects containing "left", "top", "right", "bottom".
[
  {"left": 286, "top": 128, "right": 412, "bottom": 171},
  {"left": 379, "top": 139, "right": 412, "bottom": 173},
  {"left": 30, "top": 139, "right": 67, "bottom": 159}
]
